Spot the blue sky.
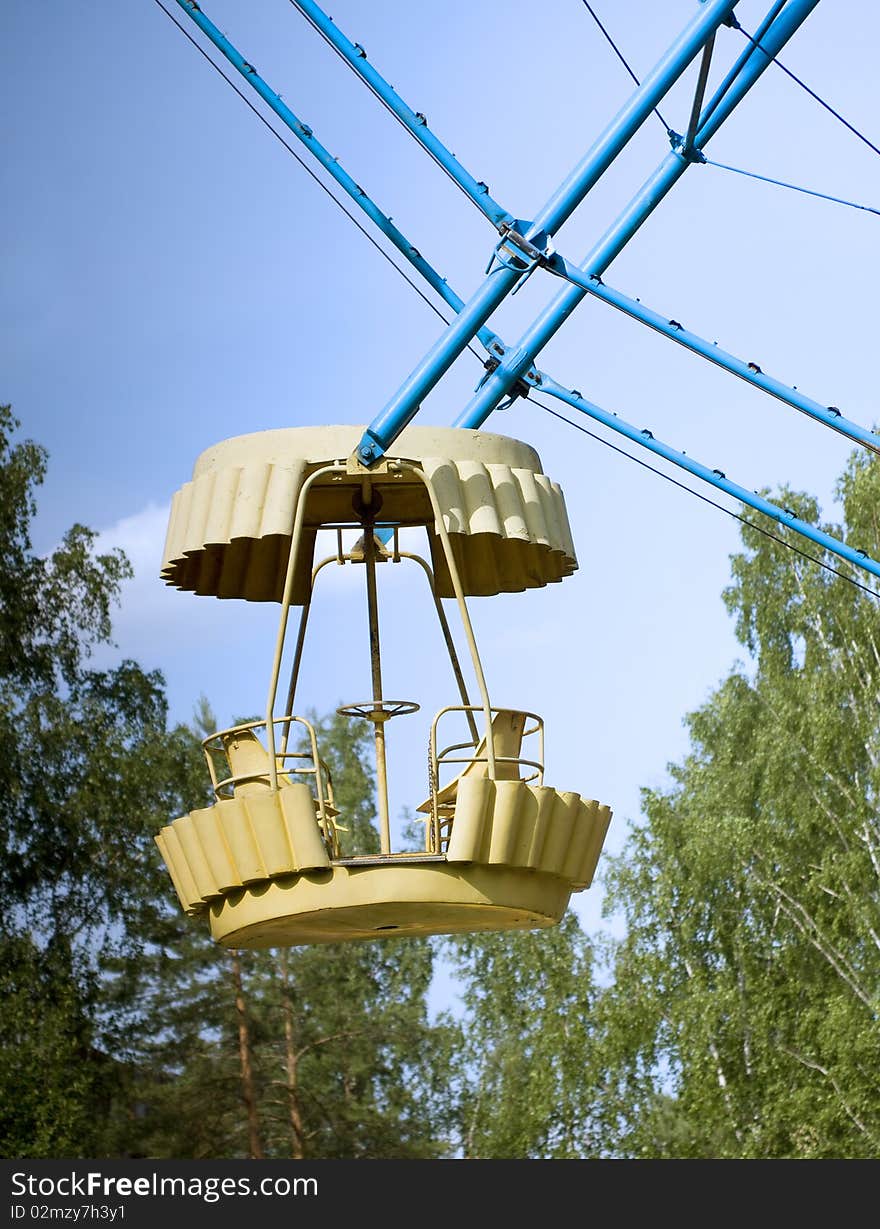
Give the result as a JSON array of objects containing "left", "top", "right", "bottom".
[{"left": 2, "top": 0, "right": 879, "bottom": 945}]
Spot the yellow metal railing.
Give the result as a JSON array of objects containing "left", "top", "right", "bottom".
[
  {"left": 201, "top": 715, "right": 341, "bottom": 856},
  {"left": 424, "top": 705, "right": 544, "bottom": 853}
]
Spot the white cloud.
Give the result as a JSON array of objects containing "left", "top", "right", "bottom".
[
  {"left": 91, "top": 502, "right": 276, "bottom": 724},
  {"left": 97, "top": 501, "right": 170, "bottom": 614}
]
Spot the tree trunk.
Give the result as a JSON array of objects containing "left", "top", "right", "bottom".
[
  {"left": 230, "top": 951, "right": 264, "bottom": 1159},
  {"left": 279, "top": 949, "right": 306, "bottom": 1160}
]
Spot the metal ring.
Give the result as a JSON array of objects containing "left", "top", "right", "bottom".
[{"left": 336, "top": 700, "right": 420, "bottom": 723}]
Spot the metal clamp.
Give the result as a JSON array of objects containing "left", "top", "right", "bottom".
[{"left": 488, "top": 221, "right": 556, "bottom": 294}]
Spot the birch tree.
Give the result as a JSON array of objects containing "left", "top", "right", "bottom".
[{"left": 598, "top": 454, "right": 880, "bottom": 1158}]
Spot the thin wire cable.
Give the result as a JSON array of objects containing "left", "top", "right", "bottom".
[
  {"left": 151, "top": 0, "right": 485, "bottom": 364},
  {"left": 703, "top": 157, "right": 880, "bottom": 216},
  {"left": 579, "top": 1, "right": 672, "bottom": 135},
  {"left": 530, "top": 394, "right": 880, "bottom": 601},
  {"left": 736, "top": 21, "right": 880, "bottom": 160}
]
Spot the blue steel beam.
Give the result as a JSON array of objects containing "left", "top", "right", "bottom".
[
  {"left": 455, "top": 0, "right": 822, "bottom": 429},
  {"left": 354, "top": 0, "right": 739, "bottom": 465},
  {"left": 548, "top": 259, "right": 880, "bottom": 456},
  {"left": 279, "top": 0, "right": 865, "bottom": 463},
  {"left": 697, "top": 0, "right": 788, "bottom": 132},
  {"left": 536, "top": 372, "right": 880, "bottom": 582},
  {"left": 173, "top": 0, "right": 504, "bottom": 356},
  {"left": 289, "top": 0, "right": 514, "bottom": 231}
]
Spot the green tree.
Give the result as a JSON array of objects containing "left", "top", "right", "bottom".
[
  {"left": 442, "top": 913, "right": 605, "bottom": 1158},
  {"left": 305, "top": 707, "right": 382, "bottom": 854},
  {"left": 0, "top": 406, "right": 209, "bottom": 1157},
  {"left": 246, "top": 934, "right": 449, "bottom": 1158},
  {"left": 598, "top": 458, "right": 880, "bottom": 1158},
  {"left": 250, "top": 711, "right": 454, "bottom": 1158},
  {"left": 121, "top": 704, "right": 454, "bottom": 1159}
]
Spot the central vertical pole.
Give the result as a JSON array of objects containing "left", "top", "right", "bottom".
[{"left": 363, "top": 512, "right": 392, "bottom": 854}]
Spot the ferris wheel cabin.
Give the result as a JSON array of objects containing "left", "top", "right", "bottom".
[{"left": 155, "top": 425, "right": 612, "bottom": 946}]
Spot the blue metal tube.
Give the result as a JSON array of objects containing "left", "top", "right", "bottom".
[
  {"left": 551, "top": 261, "right": 880, "bottom": 456},
  {"left": 356, "top": 0, "right": 739, "bottom": 463},
  {"left": 537, "top": 372, "right": 880, "bottom": 582},
  {"left": 527, "top": 0, "right": 739, "bottom": 239},
  {"left": 456, "top": 0, "right": 822, "bottom": 428},
  {"left": 697, "top": 0, "right": 788, "bottom": 131},
  {"left": 289, "top": 0, "right": 513, "bottom": 230},
  {"left": 173, "top": 0, "right": 505, "bottom": 355}
]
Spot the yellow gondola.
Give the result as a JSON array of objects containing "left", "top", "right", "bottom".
[{"left": 155, "top": 424, "right": 612, "bottom": 946}]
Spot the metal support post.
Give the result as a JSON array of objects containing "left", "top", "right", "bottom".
[
  {"left": 363, "top": 521, "right": 392, "bottom": 854},
  {"left": 266, "top": 466, "right": 343, "bottom": 789},
  {"left": 681, "top": 32, "right": 716, "bottom": 156},
  {"left": 354, "top": 0, "right": 739, "bottom": 465},
  {"left": 455, "top": 0, "right": 821, "bottom": 429}
]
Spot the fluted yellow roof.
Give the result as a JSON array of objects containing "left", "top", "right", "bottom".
[{"left": 160, "top": 425, "right": 577, "bottom": 602}]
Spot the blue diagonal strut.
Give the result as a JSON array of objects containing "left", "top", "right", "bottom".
[
  {"left": 169, "top": 0, "right": 870, "bottom": 580},
  {"left": 288, "top": 0, "right": 514, "bottom": 231},
  {"left": 546, "top": 260, "right": 880, "bottom": 457},
  {"left": 453, "top": 0, "right": 822, "bottom": 430},
  {"left": 172, "top": 0, "right": 508, "bottom": 356},
  {"left": 353, "top": 0, "right": 740, "bottom": 465},
  {"left": 534, "top": 372, "right": 880, "bottom": 583}
]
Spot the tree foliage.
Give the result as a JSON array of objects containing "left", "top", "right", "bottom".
[
  {"left": 5, "top": 400, "right": 879, "bottom": 1161},
  {"left": 0, "top": 406, "right": 453, "bottom": 1160},
  {"left": 0, "top": 407, "right": 212, "bottom": 1156},
  {"left": 599, "top": 459, "right": 880, "bottom": 1158},
  {"left": 441, "top": 914, "right": 605, "bottom": 1158}
]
